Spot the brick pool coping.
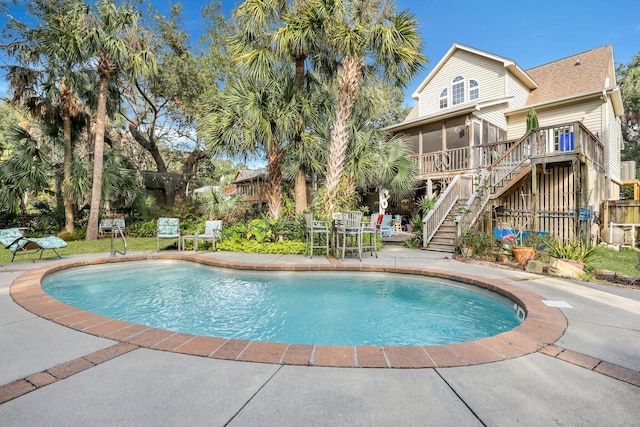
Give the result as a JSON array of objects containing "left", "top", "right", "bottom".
[{"left": 9, "top": 253, "right": 568, "bottom": 368}]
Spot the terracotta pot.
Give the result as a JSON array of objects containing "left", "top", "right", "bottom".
[{"left": 512, "top": 246, "right": 535, "bottom": 263}]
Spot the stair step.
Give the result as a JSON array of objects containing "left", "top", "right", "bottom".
[
  {"left": 431, "top": 237, "right": 456, "bottom": 246},
  {"left": 426, "top": 243, "right": 455, "bottom": 252}
]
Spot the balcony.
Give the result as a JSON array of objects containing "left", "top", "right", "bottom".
[{"left": 410, "top": 122, "right": 603, "bottom": 176}]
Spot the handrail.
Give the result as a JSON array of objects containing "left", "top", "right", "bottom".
[
  {"left": 486, "top": 128, "right": 534, "bottom": 191},
  {"left": 110, "top": 223, "right": 127, "bottom": 256},
  {"left": 455, "top": 170, "right": 491, "bottom": 235},
  {"left": 422, "top": 175, "right": 461, "bottom": 247}
]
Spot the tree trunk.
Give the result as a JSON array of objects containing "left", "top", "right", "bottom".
[
  {"left": 128, "top": 123, "right": 168, "bottom": 173},
  {"left": 86, "top": 74, "right": 110, "bottom": 241},
  {"left": 62, "top": 113, "right": 75, "bottom": 233},
  {"left": 325, "top": 55, "right": 361, "bottom": 213},
  {"left": 267, "top": 143, "right": 283, "bottom": 219},
  {"left": 294, "top": 167, "right": 308, "bottom": 213},
  {"left": 293, "top": 54, "right": 308, "bottom": 213}
]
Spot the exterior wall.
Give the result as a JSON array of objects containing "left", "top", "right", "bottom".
[
  {"left": 585, "top": 160, "right": 607, "bottom": 209},
  {"left": 506, "top": 98, "right": 603, "bottom": 140},
  {"left": 418, "top": 50, "right": 507, "bottom": 117},
  {"left": 475, "top": 104, "right": 508, "bottom": 131},
  {"left": 506, "top": 73, "right": 531, "bottom": 109},
  {"left": 606, "top": 99, "right": 622, "bottom": 184}
]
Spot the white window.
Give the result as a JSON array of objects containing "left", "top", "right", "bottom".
[
  {"left": 439, "top": 88, "right": 448, "bottom": 109},
  {"left": 452, "top": 76, "right": 465, "bottom": 105},
  {"left": 469, "top": 79, "right": 479, "bottom": 100}
]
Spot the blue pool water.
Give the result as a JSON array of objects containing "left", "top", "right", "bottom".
[{"left": 42, "top": 260, "right": 522, "bottom": 346}]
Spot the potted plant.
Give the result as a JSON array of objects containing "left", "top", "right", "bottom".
[
  {"left": 511, "top": 231, "right": 536, "bottom": 264},
  {"left": 499, "top": 216, "right": 536, "bottom": 264},
  {"left": 456, "top": 228, "right": 478, "bottom": 258},
  {"left": 546, "top": 238, "right": 596, "bottom": 278}
]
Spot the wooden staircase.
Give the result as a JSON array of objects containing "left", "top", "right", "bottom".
[
  {"left": 490, "top": 164, "right": 531, "bottom": 199},
  {"left": 426, "top": 199, "right": 467, "bottom": 252},
  {"left": 423, "top": 129, "right": 538, "bottom": 252}
]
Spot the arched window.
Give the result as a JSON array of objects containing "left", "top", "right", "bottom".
[
  {"left": 452, "top": 76, "right": 465, "bottom": 105},
  {"left": 439, "top": 88, "right": 448, "bottom": 109},
  {"left": 469, "top": 79, "right": 479, "bottom": 100}
]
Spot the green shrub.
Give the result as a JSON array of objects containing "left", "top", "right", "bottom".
[
  {"left": 128, "top": 220, "right": 157, "bottom": 238},
  {"left": 247, "top": 218, "right": 273, "bottom": 243},
  {"left": 217, "top": 239, "right": 306, "bottom": 254},
  {"left": 545, "top": 238, "right": 597, "bottom": 263}
]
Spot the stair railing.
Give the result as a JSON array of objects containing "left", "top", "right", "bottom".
[
  {"left": 455, "top": 170, "right": 491, "bottom": 236},
  {"left": 487, "top": 129, "right": 535, "bottom": 191},
  {"left": 422, "top": 175, "right": 462, "bottom": 247},
  {"left": 109, "top": 222, "right": 127, "bottom": 256},
  {"left": 454, "top": 130, "right": 536, "bottom": 238}
]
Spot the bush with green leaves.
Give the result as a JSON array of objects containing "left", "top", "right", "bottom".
[
  {"left": 128, "top": 220, "right": 157, "bottom": 238},
  {"left": 545, "top": 238, "right": 597, "bottom": 263},
  {"left": 217, "top": 239, "right": 306, "bottom": 254}
]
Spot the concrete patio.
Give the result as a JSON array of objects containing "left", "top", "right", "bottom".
[{"left": 1, "top": 246, "right": 639, "bottom": 426}]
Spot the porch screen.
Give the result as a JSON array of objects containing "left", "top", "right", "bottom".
[
  {"left": 445, "top": 117, "right": 467, "bottom": 149},
  {"left": 422, "top": 123, "right": 442, "bottom": 153},
  {"left": 400, "top": 128, "right": 420, "bottom": 154}
]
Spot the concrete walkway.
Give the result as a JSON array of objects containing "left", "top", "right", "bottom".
[{"left": 1, "top": 247, "right": 639, "bottom": 426}]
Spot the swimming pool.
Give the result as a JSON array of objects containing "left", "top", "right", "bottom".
[{"left": 42, "top": 260, "right": 522, "bottom": 346}]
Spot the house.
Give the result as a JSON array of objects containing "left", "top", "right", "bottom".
[
  {"left": 386, "top": 43, "right": 624, "bottom": 250},
  {"left": 232, "top": 168, "right": 269, "bottom": 209}
]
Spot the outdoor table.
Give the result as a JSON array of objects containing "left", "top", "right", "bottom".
[{"left": 181, "top": 234, "right": 198, "bottom": 251}]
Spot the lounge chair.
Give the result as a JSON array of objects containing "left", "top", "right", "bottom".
[
  {"left": 196, "top": 220, "right": 223, "bottom": 250},
  {"left": 0, "top": 228, "right": 67, "bottom": 262},
  {"left": 157, "top": 217, "right": 181, "bottom": 251}
]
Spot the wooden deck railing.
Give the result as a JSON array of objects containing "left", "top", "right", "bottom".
[
  {"left": 412, "top": 147, "right": 470, "bottom": 173},
  {"left": 411, "top": 122, "right": 603, "bottom": 176}
]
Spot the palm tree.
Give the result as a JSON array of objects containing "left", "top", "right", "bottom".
[
  {"left": 201, "top": 73, "right": 302, "bottom": 220},
  {"left": 228, "top": 0, "right": 328, "bottom": 214},
  {"left": 200, "top": 188, "right": 246, "bottom": 222},
  {"left": 79, "top": 0, "right": 155, "bottom": 240},
  {"left": 318, "top": 0, "right": 425, "bottom": 212},
  {"left": 3, "top": 0, "right": 91, "bottom": 233},
  {"left": 0, "top": 124, "right": 53, "bottom": 223}
]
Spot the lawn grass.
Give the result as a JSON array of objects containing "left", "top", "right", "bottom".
[
  {"left": 3, "top": 238, "right": 639, "bottom": 281},
  {"left": 0, "top": 237, "right": 165, "bottom": 265},
  {"left": 589, "top": 246, "right": 640, "bottom": 278}
]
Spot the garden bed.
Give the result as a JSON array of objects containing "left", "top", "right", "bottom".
[{"left": 453, "top": 255, "right": 640, "bottom": 290}]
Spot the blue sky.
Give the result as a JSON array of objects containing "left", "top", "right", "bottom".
[
  {"left": 164, "top": 0, "right": 640, "bottom": 106},
  {"left": 1, "top": 0, "right": 638, "bottom": 105}
]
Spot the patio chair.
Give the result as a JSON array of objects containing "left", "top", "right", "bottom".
[
  {"left": 157, "top": 217, "right": 181, "bottom": 251},
  {"left": 0, "top": 228, "right": 67, "bottom": 262},
  {"left": 335, "top": 211, "right": 363, "bottom": 261},
  {"left": 196, "top": 220, "right": 223, "bottom": 250},
  {"left": 360, "top": 215, "right": 378, "bottom": 258},
  {"left": 99, "top": 217, "right": 125, "bottom": 237},
  {"left": 304, "top": 212, "right": 329, "bottom": 259},
  {"left": 378, "top": 214, "right": 394, "bottom": 237}
]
